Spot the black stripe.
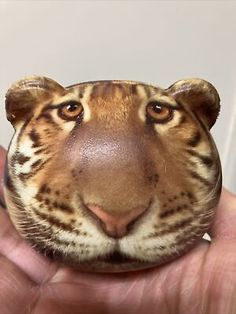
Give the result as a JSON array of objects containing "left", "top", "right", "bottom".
[
  {"left": 186, "top": 149, "right": 213, "bottom": 168},
  {"left": 17, "top": 154, "right": 30, "bottom": 165},
  {"left": 78, "top": 84, "right": 87, "bottom": 99},
  {"left": 36, "top": 112, "right": 61, "bottom": 130},
  {"left": 12, "top": 153, "right": 30, "bottom": 165},
  {"left": 29, "top": 129, "right": 40, "bottom": 142},
  {"left": 29, "top": 129, "right": 42, "bottom": 148},
  {"left": 17, "top": 117, "right": 32, "bottom": 144},
  {"left": 130, "top": 84, "right": 138, "bottom": 96},
  {"left": 38, "top": 184, "right": 51, "bottom": 194},
  {"left": 143, "top": 85, "right": 152, "bottom": 98},
  {"left": 33, "top": 208, "right": 80, "bottom": 235},
  {"left": 192, "top": 111, "right": 212, "bottom": 141},
  {"left": 35, "top": 148, "right": 48, "bottom": 155},
  {"left": 52, "top": 237, "right": 76, "bottom": 247},
  {"left": 188, "top": 169, "right": 211, "bottom": 186},
  {"left": 19, "top": 157, "right": 52, "bottom": 181},
  {"left": 175, "top": 231, "right": 199, "bottom": 247},
  {"left": 186, "top": 131, "right": 202, "bottom": 147},
  {"left": 159, "top": 203, "right": 191, "bottom": 219},
  {"left": 149, "top": 216, "right": 195, "bottom": 238},
  {"left": 52, "top": 201, "right": 74, "bottom": 213},
  {"left": 31, "top": 159, "right": 42, "bottom": 168}
]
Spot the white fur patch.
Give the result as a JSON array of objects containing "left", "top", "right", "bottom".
[
  {"left": 137, "top": 86, "right": 149, "bottom": 122},
  {"left": 81, "top": 85, "right": 93, "bottom": 122},
  {"left": 13, "top": 136, "right": 41, "bottom": 175},
  {"left": 8, "top": 125, "right": 23, "bottom": 158},
  {"left": 17, "top": 138, "right": 35, "bottom": 158},
  {"left": 51, "top": 110, "right": 75, "bottom": 133},
  {"left": 119, "top": 199, "right": 161, "bottom": 260}
]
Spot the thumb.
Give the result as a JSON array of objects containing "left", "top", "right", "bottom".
[
  {"left": 209, "top": 188, "right": 236, "bottom": 241},
  {"left": 0, "top": 145, "right": 7, "bottom": 207}
]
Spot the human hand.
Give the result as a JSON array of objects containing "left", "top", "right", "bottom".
[{"left": 0, "top": 145, "right": 235, "bottom": 314}]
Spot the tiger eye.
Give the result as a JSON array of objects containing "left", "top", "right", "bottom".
[
  {"left": 58, "top": 101, "right": 84, "bottom": 121},
  {"left": 146, "top": 101, "right": 173, "bottom": 123}
]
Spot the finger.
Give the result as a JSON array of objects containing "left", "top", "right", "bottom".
[
  {"left": 0, "top": 205, "right": 58, "bottom": 284},
  {"left": 44, "top": 240, "right": 210, "bottom": 314},
  {"left": 0, "top": 255, "right": 38, "bottom": 314},
  {"left": 50, "top": 239, "right": 210, "bottom": 286},
  {"left": 0, "top": 146, "right": 58, "bottom": 284},
  {"left": 209, "top": 187, "right": 236, "bottom": 240},
  {"left": 0, "top": 145, "right": 7, "bottom": 206}
]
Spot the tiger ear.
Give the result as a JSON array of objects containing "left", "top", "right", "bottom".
[
  {"left": 5, "top": 76, "right": 65, "bottom": 128},
  {"left": 167, "top": 79, "right": 220, "bottom": 129}
]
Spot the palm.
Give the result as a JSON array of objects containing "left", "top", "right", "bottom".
[{"left": 0, "top": 147, "right": 235, "bottom": 314}]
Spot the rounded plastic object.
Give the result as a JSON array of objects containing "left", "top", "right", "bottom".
[{"left": 4, "top": 76, "right": 222, "bottom": 272}]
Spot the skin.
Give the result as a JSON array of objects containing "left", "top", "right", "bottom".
[{"left": 0, "top": 145, "right": 235, "bottom": 314}]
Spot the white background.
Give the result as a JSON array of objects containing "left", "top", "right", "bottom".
[{"left": 0, "top": 1, "right": 235, "bottom": 192}]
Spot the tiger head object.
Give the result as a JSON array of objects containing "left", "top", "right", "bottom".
[{"left": 3, "top": 76, "right": 222, "bottom": 272}]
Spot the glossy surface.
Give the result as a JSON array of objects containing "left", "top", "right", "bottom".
[{"left": 4, "top": 77, "right": 222, "bottom": 272}]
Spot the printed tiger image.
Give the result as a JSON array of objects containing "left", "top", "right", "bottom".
[{"left": 3, "top": 76, "right": 222, "bottom": 272}]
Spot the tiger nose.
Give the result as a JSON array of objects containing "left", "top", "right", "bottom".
[{"left": 86, "top": 204, "right": 148, "bottom": 238}]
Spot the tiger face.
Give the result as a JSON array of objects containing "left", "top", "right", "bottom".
[{"left": 4, "top": 76, "right": 221, "bottom": 272}]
